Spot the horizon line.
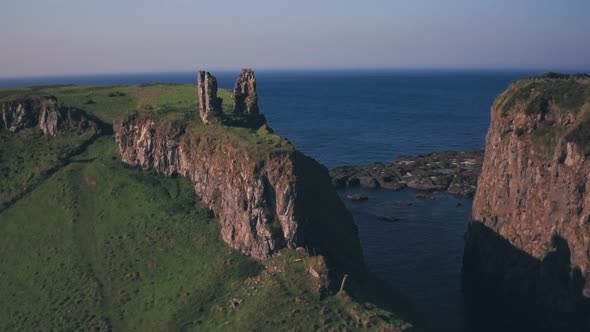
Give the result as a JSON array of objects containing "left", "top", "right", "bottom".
[{"left": 1, "top": 67, "right": 589, "bottom": 80}]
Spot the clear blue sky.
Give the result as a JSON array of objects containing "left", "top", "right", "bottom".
[{"left": 1, "top": 0, "right": 589, "bottom": 77}]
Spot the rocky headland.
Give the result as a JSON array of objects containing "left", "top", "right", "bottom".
[
  {"left": 115, "top": 69, "right": 366, "bottom": 275},
  {"left": 0, "top": 74, "right": 418, "bottom": 331},
  {"left": 463, "top": 73, "right": 590, "bottom": 331},
  {"left": 330, "top": 149, "right": 483, "bottom": 198}
]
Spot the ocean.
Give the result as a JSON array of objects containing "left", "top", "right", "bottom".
[{"left": 0, "top": 70, "right": 539, "bottom": 331}]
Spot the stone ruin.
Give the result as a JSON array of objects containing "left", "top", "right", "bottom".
[
  {"left": 232, "top": 68, "right": 259, "bottom": 115},
  {"left": 197, "top": 68, "right": 263, "bottom": 126},
  {"left": 197, "top": 71, "right": 222, "bottom": 125}
]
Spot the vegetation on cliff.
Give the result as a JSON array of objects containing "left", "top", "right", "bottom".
[
  {"left": 0, "top": 82, "right": 418, "bottom": 331},
  {"left": 496, "top": 73, "right": 590, "bottom": 157}
]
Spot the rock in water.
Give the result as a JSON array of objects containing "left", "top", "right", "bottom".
[
  {"left": 329, "top": 149, "right": 483, "bottom": 198},
  {"left": 346, "top": 194, "right": 368, "bottom": 202},
  {"left": 232, "top": 68, "right": 259, "bottom": 115},
  {"left": 464, "top": 73, "right": 590, "bottom": 331},
  {"left": 197, "top": 71, "right": 222, "bottom": 124}
]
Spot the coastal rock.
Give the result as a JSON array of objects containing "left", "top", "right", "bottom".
[
  {"left": 197, "top": 71, "right": 222, "bottom": 125},
  {"left": 1, "top": 95, "right": 98, "bottom": 136},
  {"left": 464, "top": 74, "right": 590, "bottom": 331},
  {"left": 346, "top": 194, "right": 369, "bottom": 202},
  {"left": 330, "top": 149, "right": 483, "bottom": 197},
  {"left": 233, "top": 68, "right": 259, "bottom": 115},
  {"left": 114, "top": 113, "right": 364, "bottom": 273}
]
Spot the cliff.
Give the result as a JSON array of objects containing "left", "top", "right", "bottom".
[
  {"left": 114, "top": 113, "right": 364, "bottom": 272},
  {"left": 464, "top": 73, "right": 590, "bottom": 330},
  {"left": 113, "top": 71, "right": 366, "bottom": 274},
  {"left": 1, "top": 95, "right": 99, "bottom": 136},
  {"left": 0, "top": 82, "right": 417, "bottom": 331}
]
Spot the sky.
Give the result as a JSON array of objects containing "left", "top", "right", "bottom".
[{"left": 1, "top": 0, "right": 589, "bottom": 77}]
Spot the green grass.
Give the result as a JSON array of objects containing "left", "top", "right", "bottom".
[
  {"left": 3, "top": 83, "right": 288, "bottom": 152},
  {"left": 497, "top": 74, "right": 590, "bottom": 159},
  {"left": 0, "top": 85, "right": 417, "bottom": 331},
  {"left": 0, "top": 136, "right": 413, "bottom": 331},
  {"left": 501, "top": 77, "right": 590, "bottom": 116},
  {"left": 0, "top": 128, "right": 95, "bottom": 210},
  {"left": 0, "top": 83, "right": 235, "bottom": 125}
]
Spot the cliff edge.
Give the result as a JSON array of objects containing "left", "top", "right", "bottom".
[
  {"left": 464, "top": 73, "right": 590, "bottom": 331},
  {"left": 114, "top": 70, "right": 365, "bottom": 275}
]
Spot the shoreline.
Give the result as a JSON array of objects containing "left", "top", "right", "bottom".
[{"left": 330, "top": 149, "right": 484, "bottom": 199}]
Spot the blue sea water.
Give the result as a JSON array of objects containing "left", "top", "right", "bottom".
[
  {"left": 0, "top": 70, "right": 539, "bottom": 331},
  {"left": 0, "top": 70, "right": 524, "bottom": 167}
]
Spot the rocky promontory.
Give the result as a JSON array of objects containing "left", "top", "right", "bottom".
[
  {"left": 464, "top": 73, "right": 590, "bottom": 331},
  {"left": 330, "top": 149, "right": 483, "bottom": 197},
  {"left": 115, "top": 70, "right": 365, "bottom": 274}
]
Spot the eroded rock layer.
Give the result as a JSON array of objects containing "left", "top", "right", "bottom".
[
  {"left": 114, "top": 113, "right": 364, "bottom": 272},
  {"left": 464, "top": 74, "right": 590, "bottom": 331},
  {"left": 0, "top": 96, "right": 98, "bottom": 136}
]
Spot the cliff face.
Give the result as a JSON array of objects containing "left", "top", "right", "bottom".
[
  {"left": 464, "top": 75, "right": 590, "bottom": 330},
  {"left": 1, "top": 96, "right": 98, "bottom": 136},
  {"left": 114, "top": 114, "right": 364, "bottom": 272}
]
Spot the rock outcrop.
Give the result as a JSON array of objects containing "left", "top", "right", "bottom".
[
  {"left": 330, "top": 149, "right": 483, "bottom": 197},
  {"left": 464, "top": 74, "right": 590, "bottom": 331},
  {"left": 197, "top": 71, "right": 222, "bottom": 124},
  {"left": 0, "top": 96, "right": 98, "bottom": 136},
  {"left": 233, "top": 68, "right": 259, "bottom": 115},
  {"left": 114, "top": 113, "right": 364, "bottom": 273}
]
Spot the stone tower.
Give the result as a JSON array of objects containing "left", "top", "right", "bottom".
[
  {"left": 232, "top": 68, "right": 259, "bottom": 115},
  {"left": 197, "top": 71, "right": 222, "bottom": 124}
]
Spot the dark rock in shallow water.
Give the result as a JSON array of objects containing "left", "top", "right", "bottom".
[
  {"left": 330, "top": 149, "right": 483, "bottom": 198},
  {"left": 415, "top": 193, "right": 435, "bottom": 200},
  {"left": 390, "top": 200, "right": 413, "bottom": 207},
  {"left": 346, "top": 194, "right": 369, "bottom": 202},
  {"left": 376, "top": 215, "right": 402, "bottom": 223}
]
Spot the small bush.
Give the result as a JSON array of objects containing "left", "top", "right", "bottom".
[{"left": 566, "top": 113, "right": 590, "bottom": 156}]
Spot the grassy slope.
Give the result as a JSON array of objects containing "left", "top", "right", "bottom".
[
  {"left": 0, "top": 84, "right": 416, "bottom": 331},
  {"left": 0, "top": 129, "right": 94, "bottom": 209}
]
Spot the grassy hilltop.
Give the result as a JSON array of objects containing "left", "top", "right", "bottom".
[{"left": 0, "top": 84, "right": 417, "bottom": 331}]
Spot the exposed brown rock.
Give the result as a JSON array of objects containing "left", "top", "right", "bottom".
[
  {"left": 233, "top": 68, "right": 259, "bottom": 115},
  {"left": 464, "top": 75, "right": 590, "bottom": 331},
  {"left": 113, "top": 113, "right": 364, "bottom": 273},
  {"left": 197, "top": 71, "right": 222, "bottom": 124},
  {"left": 1, "top": 96, "right": 54, "bottom": 132},
  {"left": 39, "top": 105, "right": 97, "bottom": 136},
  {"left": 0, "top": 95, "right": 98, "bottom": 136}
]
